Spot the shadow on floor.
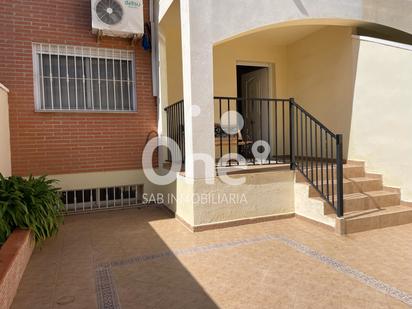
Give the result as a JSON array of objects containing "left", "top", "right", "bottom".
[{"left": 12, "top": 207, "right": 218, "bottom": 309}]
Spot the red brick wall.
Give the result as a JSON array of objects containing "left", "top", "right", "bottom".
[{"left": 0, "top": 0, "right": 157, "bottom": 176}]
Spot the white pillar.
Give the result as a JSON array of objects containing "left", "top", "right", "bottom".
[{"left": 180, "top": 0, "right": 215, "bottom": 179}]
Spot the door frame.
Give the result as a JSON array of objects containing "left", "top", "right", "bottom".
[
  {"left": 236, "top": 61, "right": 275, "bottom": 98},
  {"left": 236, "top": 61, "right": 275, "bottom": 155}
]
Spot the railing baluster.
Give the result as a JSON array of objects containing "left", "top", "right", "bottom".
[
  {"left": 310, "top": 118, "right": 313, "bottom": 182},
  {"left": 320, "top": 128, "right": 324, "bottom": 195},
  {"left": 300, "top": 109, "right": 304, "bottom": 171},
  {"left": 326, "top": 133, "right": 329, "bottom": 201},
  {"left": 260, "top": 99, "right": 263, "bottom": 164},
  {"left": 305, "top": 114, "right": 308, "bottom": 175},
  {"left": 331, "top": 136, "right": 335, "bottom": 208},
  {"left": 289, "top": 98, "right": 295, "bottom": 170},
  {"left": 178, "top": 103, "right": 182, "bottom": 160},
  {"left": 219, "top": 98, "right": 223, "bottom": 166},
  {"left": 267, "top": 100, "right": 271, "bottom": 164},
  {"left": 166, "top": 107, "right": 169, "bottom": 161},
  {"left": 227, "top": 98, "right": 231, "bottom": 166},
  {"left": 275, "top": 101, "right": 278, "bottom": 163},
  {"left": 174, "top": 104, "right": 178, "bottom": 160},
  {"left": 282, "top": 100, "right": 285, "bottom": 163},
  {"left": 236, "top": 98, "right": 240, "bottom": 164},
  {"left": 172, "top": 104, "right": 176, "bottom": 160},
  {"left": 295, "top": 104, "right": 299, "bottom": 168},
  {"left": 336, "top": 134, "right": 344, "bottom": 217},
  {"left": 315, "top": 123, "right": 318, "bottom": 188},
  {"left": 181, "top": 101, "right": 185, "bottom": 162}
]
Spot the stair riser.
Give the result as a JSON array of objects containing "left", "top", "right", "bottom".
[
  {"left": 309, "top": 183, "right": 353, "bottom": 197},
  {"left": 324, "top": 197, "right": 368, "bottom": 215},
  {"left": 344, "top": 166, "right": 365, "bottom": 178},
  {"left": 351, "top": 179, "right": 383, "bottom": 192},
  {"left": 366, "top": 194, "right": 401, "bottom": 209},
  {"left": 309, "top": 179, "right": 382, "bottom": 197},
  {"left": 323, "top": 192, "right": 401, "bottom": 215},
  {"left": 345, "top": 210, "right": 412, "bottom": 234}
]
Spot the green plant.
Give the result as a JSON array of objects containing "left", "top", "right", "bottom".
[{"left": 0, "top": 174, "right": 65, "bottom": 245}]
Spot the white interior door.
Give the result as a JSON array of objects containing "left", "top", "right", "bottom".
[{"left": 241, "top": 67, "right": 270, "bottom": 142}]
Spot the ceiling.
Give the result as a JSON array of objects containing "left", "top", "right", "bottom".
[{"left": 237, "top": 25, "right": 326, "bottom": 46}]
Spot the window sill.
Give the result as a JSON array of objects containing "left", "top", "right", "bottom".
[{"left": 35, "top": 109, "right": 138, "bottom": 114}]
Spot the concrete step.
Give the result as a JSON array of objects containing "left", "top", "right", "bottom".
[
  {"left": 339, "top": 205, "right": 412, "bottom": 234},
  {"left": 321, "top": 192, "right": 368, "bottom": 215},
  {"left": 308, "top": 178, "right": 352, "bottom": 197},
  {"left": 320, "top": 190, "right": 401, "bottom": 215},
  {"left": 364, "top": 190, "right": 401, "bottom": 209},
  {"left": 308, "top": 176, "right": 382, "bottom": 197},
  {"left": 296, "top": 164, "right": 365, "bottom": 183},
  {"left": 347, "top": 176, "right": 383, "bottom": 193}
]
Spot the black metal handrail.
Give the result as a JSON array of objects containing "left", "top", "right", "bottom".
[
  {"left": 164, "top": 100, "right": 185, "bottom": 163},
  {"left": 164, "top": 97, "right": 344, "bottom": 217},
  {"left": 214, "top": 97, "right": 291, "bottom": 167},
  {"left": 290, "top": 98, "right": 344, "bottom": 217}
]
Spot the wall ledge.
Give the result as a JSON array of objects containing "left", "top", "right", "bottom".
[
  {"left": 352, "top": 35, "right": 412, "bottom": 52},
  {"left": 0, "top": 229, "right": 35, "bottom": 308},
  {"left": 0, "top": 83, "right": 9, "bottom": 93}
]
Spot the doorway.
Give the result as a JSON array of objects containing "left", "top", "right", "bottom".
[{"left": 236, "top": 64, "right": 272, "bottom": 143}]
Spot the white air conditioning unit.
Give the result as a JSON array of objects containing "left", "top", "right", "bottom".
[{"left": 91, "top": 0, "right": 144, "bottom": 38}]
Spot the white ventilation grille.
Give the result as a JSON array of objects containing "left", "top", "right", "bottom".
[{"left": 60, "top": 184, "right": 143, "bottom": 214}]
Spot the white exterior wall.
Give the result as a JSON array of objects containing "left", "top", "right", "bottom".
[
  {"left": 156, "top": 0, "right": 412, "bottom": 227},
  {"left": 348, "top": 37, "right": 412, "bottom": 201},
  {"left": 179, "top": 0, "right": 216, "bottom": 180},
  {"left": 174, "top": 169, "right": 295, "bottom": 227},
  {"left": 171, "top": 0, "right": 412, "bottom": 180}
]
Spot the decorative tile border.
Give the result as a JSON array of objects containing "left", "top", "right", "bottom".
[
  {"left": 99, "top": 234, "right": 275, "bottom": 270},
  {"left": 95, "top": 235, "right": 276, "bottom": 308},
  {"left": 95, "top": 234, "right": 412, "bottom": 308},
  {"left": 95, "top": 267, "right": 121, "bottom": 309},
  {"left": 274, "top": 235, "right": 412, "bottom": 307}
]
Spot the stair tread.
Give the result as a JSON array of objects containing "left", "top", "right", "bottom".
[
  {"left": 313, "top": 192, "right": 366, "bottom": 202},
  {"left": 314, "top": 178, "right": 352, "bottom": 185},
  {"left": 345, "top": 161, "right": 365, "bottom": 167},
  {"left": 310, "top": 176, "right": 379, "bottom": 185},
  {"left": 344, "top": 205, "right": 412, "bottom": 220},
  {"left": 308, "top": 163, "right": 362, "bottom": 169},
  {"left": 363, "top": 190, "right": 399, "bottom": 197},
  {"left": 346, "top": 176, "right": 380, "bottom": 182},
  {"left": 313, "top": 190, "right": 398, "bottom": 203}
]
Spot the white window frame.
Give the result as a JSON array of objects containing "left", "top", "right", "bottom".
[{"left": 32, "top": 43, "right": 137, "bottom": 113}]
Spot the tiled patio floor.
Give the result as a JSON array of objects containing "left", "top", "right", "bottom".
[{"left": 12, "top": 206, "right": 412, "bottom": 309}]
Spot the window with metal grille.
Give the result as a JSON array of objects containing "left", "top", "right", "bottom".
[
  {"left": 60, "top": 184, "right": 144, "bottom": 213},
  {"left": 32, "top": 43, "right": 136, "bottom": 112}
]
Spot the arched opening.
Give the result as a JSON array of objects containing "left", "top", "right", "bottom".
[{"left": 212, "top": 20, "right": 412, "bottom": 161}]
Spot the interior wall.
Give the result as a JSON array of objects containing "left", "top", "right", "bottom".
[
  {"left": 0, "top": 85, "right": 11, "bottom": 177},
  {"left": 213, "top": 41, "right": 288, "bottom": 98},
  {"left": 287, "top": 26, "right": 356, "bottom": 157},
  {"left": 348, "top": 37, "right": 412, "bottom": 201},
  {"left": 159, "top": 0, "right": 183, "bottom": 105},
  {"left": 212, "top": 26, "right": 357, "bottom": 159}
]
